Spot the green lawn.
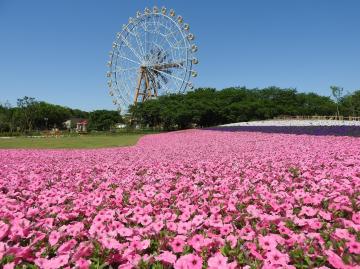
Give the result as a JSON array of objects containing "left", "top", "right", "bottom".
[{"left": 0, "top": 134, "right": 144, "bottom": 149}]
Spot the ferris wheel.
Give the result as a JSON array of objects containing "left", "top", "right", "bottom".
[{"left": 107, "top": 6, "right": 198, "bottom": 113}]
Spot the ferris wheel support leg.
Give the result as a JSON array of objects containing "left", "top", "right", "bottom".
[
  {"left": 143, "top": 71, "right": 151, "bottom": 102},
  {"left": 134, "top": 69, "right": 144, "bottom": 104}
]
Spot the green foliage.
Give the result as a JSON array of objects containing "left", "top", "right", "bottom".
[
  {"left": 331, "top": 86, "right": 344, "bottom": 117},
  {"left": 340, "top": 90, "right": 360, "bottom": 116},
  {"left": 0, "top": 97, "right": 124, "bottom": 133},
  {"left": 288, "top": 167, "right": 300, "bottom": 178},
  {"left": 131, "top": 86, "right": 342, "bottom": 130},
  {"left": 0, "top": 97, "right": 90, "bottom": 133},
  {"left": 2, "top": 87, "right": 359, "bottom": 133},
  {"left": 0, "top": 254, "right": 15, "bottom": 266},
  {"left": 289, "top": 247, "right": 326, "bottom": 269},
  {"left": 88, "top": 110, "right": 123, "bottom": 131}
]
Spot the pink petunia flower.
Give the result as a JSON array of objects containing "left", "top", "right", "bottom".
[
  {"left": 0, "top": 222, "right": 9, "bottom": 241},
  {"left": 3, "top": 262, "right": 15, "bottom": 269},
  {"left": 177, "top": 221, "right": 191, "bottom": 235},
  {"left": 151, "top": 221, "right": 164, "bottom": 233},
  {"left": 174, "top": 254, "right": 202, "bottom": 269},
  {"left": 166, "top": 221, "right": 177, "bottom": 232},
  {"left": 57, "top": 239, "right": 77, "bottom": 255},
  {"left": 325, "top": 250, "right": 351, "bottom": 269},
  {"left": 155, "top": 251, "right": 177, "bottom": 265},
  {"left": 258, "top": 235, "right": 278, "bottom": 251},
  {"left": 208, "top": 252, "right": 228, "bottom": 269},
  {"left": 347, "top": 241, "right": 360, "bottom": 254},
  {"left": 264, "top": 249, "right": 290, "bottom": 266},
  {"left": 140, "top": 215, "right": 152, "bottom": 226},
  {"left": 170, "top": 237, "right": 186, "bottom": 253},
  {"left": 75, "top": 258, "right": 91, "bottom": 269},
  {"left": 352, "top": 212, "right": 360, "bottom": 224},
  {"left": 49, "top": 230, "right": 61, "bottom": 246},
  {"left": 299, "top": 206, "right": 317, "bottom": 217},
  {"left": 188, "top": 234, "right": 205, "bottom": 251},
  {"left": 220, "top": 224, "right": 233, "bottom": 236}
]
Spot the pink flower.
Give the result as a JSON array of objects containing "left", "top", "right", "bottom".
[
  {"left": 171, "top": 237, "right": 186, "bottom": 253},
  {"left": 36, "top": 254, "right": 69, "bottom": 269},
  {"left": 188, "top": 234, "right": 205, "bottom": 251},
  {"left": 220, "top": 224, "right": 233, "bottom": 236},
  {"left": 155, "top": 251, "right": 177, "bottom": 265},
  {"left": 264, "top": 249, "right": 289, "bottom": 266},
  {"left": 72, "top": 242, "right": 93, "bottom": 261},
  {"left": 3, "top": 128, "right": 360, "bottom": 269},
  {"left": 238, "top": 226, "right": 255, "bottom": 241},
  {"left": 75, "top": 258, "right": 91, "bottom": 269},
  {"left": 192, "top": 215, "right": 204, "bottom": 227},
  {"left": 57, "top": 239, "right": 77, "bottom": 255},
  {"left": 259, "top": 235, "right": 278, "bottom": 251},
  {"left": 177, "top": 221, "right": 191, "bottom": 234},
  {"left": 226, "top": 235, "right": 237, "bottom": 248},
  {"left": 140, "top": 215, "right": 152, "bottom": 226},
  {"left": 184, "top": 254, "right": 203, "bottom": 269},
  {"left": 140, "top": 239, "right": 150, "bottom": 250},
  {"left": 347, "top": 241, "right": 360, "bottom": 254},
  {"left": 325, "top": 250, "right": 350, "bottom": 269},
  {"left": 49, "top": 230, "right": 61, "bottom": 246},
  {"left": 151, "top": 221, "right": 164, "bottom": 233},
  {"left": 300, "top": 206, "right": 317, "bottom": 217},
  {"left": 319, "top": 211, "right": 332, "bottom": 221},
  {"left": 307, "top": 219, "right": 323, "bottom": 230},
  {"left": 208, "top": 253, "right": 228, "bottom": 269},
  {"left": 246, "top": 242, "right": 263, "bottom": 260},
  {"left": 52, "top": 254, "right": 70, "bottom": 268},
  {"left": 174, "top": 254, "right": 202, "bottom": 269},
  {"left": 333, "top": 228, "right": 354, "bottom": 241},
  {"left": 352, "top": 212, "right": 360, "bottom": 224},
  {"left": 100, "top": 237, "right": 123, "bottom": 250},
  {"left": 3, "top": 262, "right": 15, "bottom": 269},
  {"left": 118, "top": 227, "right": 133, "bottom": 237},
  {"left": 174, "top": 256, "right": 188, "bottom": 269},
  {"left": 0, "top": 222, "right": 9, "bottom": 241},
  {"left": 167, "top": 221, "right": 177, "bottom": 231}
]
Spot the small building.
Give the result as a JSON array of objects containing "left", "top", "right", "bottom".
[
  {"left": 115, "top": 123, "right": 127, "bottom": 129},
  {"left": 63, "top": 118, "right": 88, "bottom": 132},
  {"left": 76, "top": 120, "right": 88, "bottom": 132}
]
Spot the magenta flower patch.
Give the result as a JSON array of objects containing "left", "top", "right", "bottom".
[{"left": 0, "top": 130, "right": 360, "bottom": 268}]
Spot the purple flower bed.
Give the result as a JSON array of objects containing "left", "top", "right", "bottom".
[{"left": 207, "top": 126, "right": 360, "bottom": 137}]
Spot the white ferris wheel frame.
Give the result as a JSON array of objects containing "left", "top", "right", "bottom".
[{"left": 107, "top": 7, "right": 198, "bottom": 113}]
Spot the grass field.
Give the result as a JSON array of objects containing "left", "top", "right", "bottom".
[{"left": 0, "top": 134, "right": 143, "bottom": 149}]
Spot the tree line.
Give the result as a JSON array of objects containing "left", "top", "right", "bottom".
[
  {"left": 2, "top": 86, "right": 359, "bottom": 133},
  {"left": 0, "top": 97, "right": 123, "bottom": 134},
  {"left": 129, "top": 86, "right": 360, "bottom": 130}
]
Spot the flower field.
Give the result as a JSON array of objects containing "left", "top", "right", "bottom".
[{"left": 0, "top": 130, "right": 360, "bottom": 269}]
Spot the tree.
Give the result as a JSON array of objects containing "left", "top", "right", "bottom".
[
  {"left": 32, "top": 102, "right": 72, "bottom": 129},
  {"left": 88, "top": 110, "right": 123, "bottom": 131},
  {"left": 330, "top": 86, "right": 344, "bottom": 118},
  {"left": 341, "top": 90, "right": 360, "bottom": 117},
  {"left": 17, "top": 96, "right": 38, "bottom": 132},
  {"left": 130, "top": 86, "right": 343, "bottom": 130}
]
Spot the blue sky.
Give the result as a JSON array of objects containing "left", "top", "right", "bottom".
[{"left": 0, "top": 0, "right": 359, "bottom": 111}]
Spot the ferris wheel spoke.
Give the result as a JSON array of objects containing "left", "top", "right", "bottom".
[
  {"left": 119, "top": 35, "right": 144, "bottom": 62},
  {"left": 147, "top": 66, "right": 189, "bottom": 84},
  {"left": 126, "top": 24, "right": 146, "bottom": 58},
  {"left": 115, "top": 66, "right": 139, "bottom": 72},
  {"left": 117, "top": 54, "right": 142, "bottom": 66},
  {"left": 171, "top": 38, "right": 189, "bottom": 49},
  {"left": 148, "top": 69, "right": 172, "bottom": 93}
]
